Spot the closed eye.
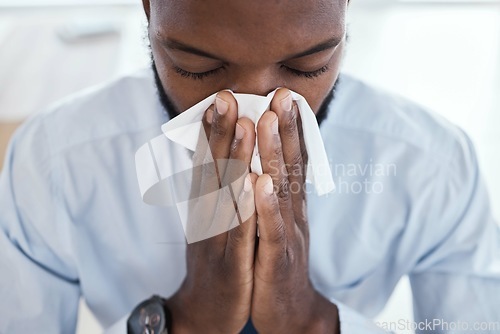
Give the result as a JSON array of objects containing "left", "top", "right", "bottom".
[
  {"left": 172, "top": 64, "right": 331, "bottom": 80},
  {"left": 173, "top": 65, "right": 223, "bottom": 80},
  {"left": 282, "top": 64, "right": 330, "bottom": 79}
]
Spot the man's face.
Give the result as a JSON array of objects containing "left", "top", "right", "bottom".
[{"left": 144, "top": 0, "right": 347, "bottom": 115}]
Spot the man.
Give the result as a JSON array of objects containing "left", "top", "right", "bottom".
[{"left": 1, "top": 0, "right": 499, "bottom": 333}]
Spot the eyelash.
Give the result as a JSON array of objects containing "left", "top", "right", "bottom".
[
  {"left": 173, "top": 66, "right": 223, "bottom": 80},
  {"left": 282, "top": 64, "right": 330, "bottom": 79},
  {"left": 172, "top": 64, "right": 330, "bottom": 80}
]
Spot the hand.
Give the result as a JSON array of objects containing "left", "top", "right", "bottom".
[
  {"left": 165, "top": 91, "right": 258, "bottom": 333},
  {"left": 251, "top": 88, "right": 340, "bottom": 333}
]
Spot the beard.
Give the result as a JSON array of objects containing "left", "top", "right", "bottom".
[{"left": 151, "top": 59, "right": 339, "bottom": 127}]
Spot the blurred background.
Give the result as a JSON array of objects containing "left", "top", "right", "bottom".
[{"left": 0, "top": 0, "right": 499, "bottom": 333}]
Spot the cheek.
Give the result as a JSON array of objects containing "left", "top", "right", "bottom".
[
  {"left": 295, "top": 75, "right": 337, "bottom": 114},
  {"left": 296, "top": 43, "right": 344, "bottom": 114},
  {"left": 151, "top": 40, "right": 222, "bottom": 112}
]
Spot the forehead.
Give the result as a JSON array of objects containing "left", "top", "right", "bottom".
[{"left": 151, "top": 0, "right": 346, "bottom": 63}]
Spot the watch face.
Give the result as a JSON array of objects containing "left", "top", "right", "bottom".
[{"left": 128, "top": 298, "right": 166, "bottom": 334}]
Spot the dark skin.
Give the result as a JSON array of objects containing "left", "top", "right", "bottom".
[{"left": 141, "top": 0, "right": 348, "bottom": 332}]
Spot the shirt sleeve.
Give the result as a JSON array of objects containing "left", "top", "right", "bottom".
[
  {"left": 0, "top": 116, "right": 81, "bottom": 333},
  {"left": 104, "top": 314, "right": 128, "bottom": 333},
  {"left": 333, "top": 298, "right": 392, "bottom": 333},
  {"left": 408, "top": 129, "right": 500, "bottom": 332}
]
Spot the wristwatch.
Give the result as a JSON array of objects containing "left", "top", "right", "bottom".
[{"left": 127, "top": 295, "right": 172, "bottom": 334}]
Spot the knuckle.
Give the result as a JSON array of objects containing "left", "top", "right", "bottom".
[
  {"left": 201, "top": 163, "right": 220, "bottom": 193},
  {"left": 211, "top": 119, "right": 228, "bottom": 137},
  {"left": 288, "top": 154, "right": 303, "bottom": 171},
  {"left": 276, "top": 178, "right": 290, "bottom": 201},
  {"left": 228, "top": 225, "right": 246, "bottom": 244},
  {"left": 273, "top": 142, "right": 284, "bottom": 158},
  {"left": 282, "top": 112, "right": 298, "bottom": 134}
]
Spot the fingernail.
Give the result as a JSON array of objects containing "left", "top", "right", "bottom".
[
  {"left": 271, "top": 115, "right": 279, "bottom": 135},
  {"left": 280, "top": 93, "right": 293, "bottom": 112},
  {"left": 216, "top": 97, "right": 229, "bottom": 116},
  {"left": 264, "top": 176, "right": 274, "bottom": 195},
  {"left": 235, "top": 122, "right": 245, "bottom": 140},
  {"left": 244, "top": 174, "right": 252, "bottom": 192},
  {"left": 206, "top": 108, "right": 214, "bottom": 124}
]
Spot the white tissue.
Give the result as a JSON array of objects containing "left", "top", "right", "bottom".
[
  {"left": 161, "top": 89, "right": 335, "bottom": 196},
  {"left": 134, "top": 89, "right": 335, "bottom": 242}
]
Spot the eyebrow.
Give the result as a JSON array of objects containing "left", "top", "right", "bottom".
[
  {"left": 281, "top": 37, "right": 342, "bottom": 61},
  {"left": 163, "top": 36, "right": 342, "bottom": 62},
  {"left": 163, "top": 39, "right": 225, "bottom": 61}
]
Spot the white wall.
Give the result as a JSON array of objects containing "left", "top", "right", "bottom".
[{"left": 344, "top": 3, "right": 500, "bottom": 333}]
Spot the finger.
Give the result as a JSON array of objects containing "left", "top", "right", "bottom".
[
  {"left": 295, "top": 108, "right": 309, "bottom": 234},
  {"left": 296, "top": 106, "right": 308, "bottom": 183},
  {"left": 191, "top": 105, "right": 215, "bottom": 198},
  {"left": 229, "top": 117, "right": 255, "bottom": 170},
  {"left": 225, "top": 173, "right": 258, "bottom": 267},
  {"left": 211, "top": 118, "right": 255, "bottom": 248},
  {"left": 187, "top": 96, "right": 234, "bottom": 246},
  {"left": 209, "top": 91, "right": 238, "bottom": 185},
  {"left": 255, "top": 174, "right": 287, "bottom": 255},
  {"left": 189, "top": 94, "right": 236, "bottom": 244},
  {"left": 202, "top": 104, "right": 214, "bottom": 141},
  {"left": 193, "top": 104, "right": 215, "bottom": 166},
  {"left": 223, "top": 117, "right": 256, "bottom": 199},
  {"left": 271, "top": 90, "right": 307, "bottom": 230},
  {"left": 257, "top": 111, "right": 293, "bottom": 225},
  {"left": 271, "top": 90, "right": 304, "bottom": 190},
  {"left": 236, "top": 172, "right": 258, "bottom": 225}
]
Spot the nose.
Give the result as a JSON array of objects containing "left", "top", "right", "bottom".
[{"left": 228, "top": 68, "right": 282, "bottom": 96}]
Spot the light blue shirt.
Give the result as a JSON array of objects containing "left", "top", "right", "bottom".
[{"left": 1, "top": 68, "right": 499, "bottom": 333}]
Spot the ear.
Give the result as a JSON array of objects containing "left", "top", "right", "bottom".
[{"left": 142, "top": 0, "right": 151, "bottom": 22}]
